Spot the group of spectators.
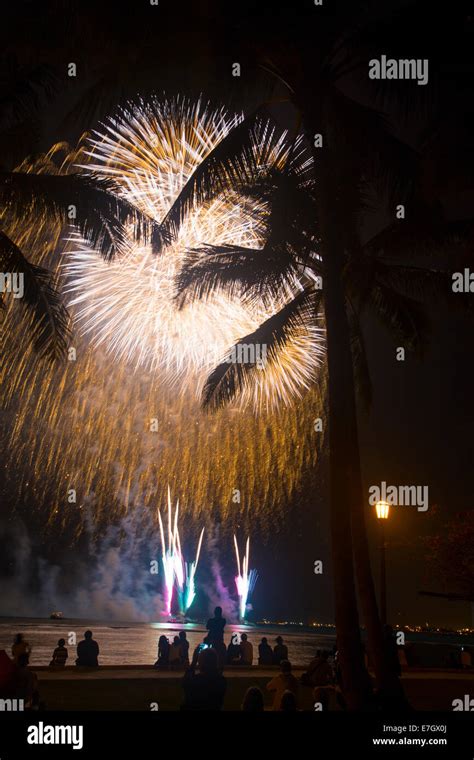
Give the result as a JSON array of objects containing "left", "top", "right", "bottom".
[
  {"left": 0, "top": 618, "right": 406, "bottom": 711},
  {"left": 0, "top": 634, "right": 40, "bottom": 709},
  {"left": 181, "top": 646, "right": 301, "bottom": 711}
]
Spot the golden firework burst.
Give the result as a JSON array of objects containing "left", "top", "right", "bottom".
[{"left": 0, "top": 97, "right": 325, "bottom": 537}]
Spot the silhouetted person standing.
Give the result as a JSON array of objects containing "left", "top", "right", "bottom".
[
  {"left": 206, "top": 606, "right": 226, "bottom": 645},
  {"left": 76, "top": 630, "right": 99, "bottom": 667},
  {"left": 181, "top": 647, "right": 226, "bottom": 710}
]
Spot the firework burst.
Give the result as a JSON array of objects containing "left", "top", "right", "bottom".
[
  {"left": 0, "top": 97, "right": 325, "bottom": 536},
  {"left": 63, "top": 96, "right": 324, "bottom": 407}
]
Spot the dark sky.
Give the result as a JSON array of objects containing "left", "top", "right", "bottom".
[{"left": 1, "top": 0, "right": 473, "bottom": 628}]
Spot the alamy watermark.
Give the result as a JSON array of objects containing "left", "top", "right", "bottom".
[
  {"left": 369, "top": 55, "right": 429, "bottom": 86},
  {"left": 0, "top": 272, "right": 24, "bottom": 299},
  {"left": 205, "top": 343, "right": 268, "bottom": 369},
  {"left": 226, "top": 343, "right": 267, "bottom": 368},
  {"left": 452, "top": 695, "right": 474, "bottom": 711},
  {"left": 452, "top": 269, "right": 474, "bottom": 292},
  {"left": 0, "top": 698, "right": 24, "bottom": 711},
  {"left": 27, "top": 722, "right": 83, "bottom": 750},
  {"left": 369, "top": 481, "right": 429, "bottom": 512}
]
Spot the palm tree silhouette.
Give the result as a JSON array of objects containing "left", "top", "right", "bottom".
[
  {"left": 156, "top": 0, "right": 472, "bottom": 704},
  {"left": 167, "top": 112, "right": 457, "bottom": 705},
  {"left": 0, "top": 51, "right": 157, "bottom": 361},
  {"left": 0, "top": 170, "right": 155, "bottom": 359}
]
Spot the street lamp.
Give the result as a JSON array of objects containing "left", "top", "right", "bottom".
[{"left": 375, "top": 500, "right": 390, "bottom": 625}]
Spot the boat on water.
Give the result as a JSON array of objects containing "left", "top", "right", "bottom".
[{"left": 166, "top": 617, "right": 198, "bottom": 625}]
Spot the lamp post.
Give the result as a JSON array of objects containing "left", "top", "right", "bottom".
[{"left": 375, "top": 500, "right": 390, "bottom": 625}]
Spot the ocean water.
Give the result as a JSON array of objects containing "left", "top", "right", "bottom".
[
  {"left": 1, "top": 618, "right": 471, "bottom": 668},
  {"left": 0, "top": 618, "right": 336, "bottom": 667}
]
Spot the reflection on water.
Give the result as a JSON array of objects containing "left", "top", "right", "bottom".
[
  {"left": 0, "top": 618, "right": 335, "bottom": 667},
  {"left": 1, "top": 618, "right": 471, "bottom": 668}
]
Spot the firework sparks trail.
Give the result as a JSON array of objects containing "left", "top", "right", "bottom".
[
  {"left": 157, "top": 488, "right": 205, "bottom": 616},
  {"left": 234, "top": 535, "right": 258, "bottom": 621},
  {"left": 158, "top": 488, "right": 180, "bottom": 616},
  {"left": 184, "top": 527, "right": 205, "bottom": 613},
  {"left": 0, "top": 96, "right": 326, "bottom": 537},
  {"left": 64, "top": 96, "right": 325, "bottom": 408}
]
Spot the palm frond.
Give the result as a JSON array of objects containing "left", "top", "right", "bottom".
[
  {"left": 367, "top": 281, "right": 430, "bottom": 355},
  {"left": 0, "top": 61, "right": 59, "bottom": 132},
  {"left": 326, "top": 89, "right": 420, "bottom": 206},
  {"left": 202, "top": 288, "right": 320, "bottom": 410},
  {"left": 364, "top": 216, "right": 474, "bottom": 266},
  {"left": 155, "top": 108, "right": 310, "bottom": 252},
  {"left": 177, "top": 240, "right": 304, "bottom": 308},
  {"left": 343, "top": 0, "right": 468, "bottom": 120},
  {"left": 176, "top": 162, "right": 319, "bottom": 308},
  {"left": 0, "top": 171, "right": 156, "bottom": 260},
  {"left": 0, "top": 229, "right": 71, "bottom": 360}
]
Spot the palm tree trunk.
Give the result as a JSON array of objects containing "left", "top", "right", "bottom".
[
  {"left": 315, "top": 140, "right": 398, "bottom": 697},
  {"left": 317, "top": 157, "right": 370, "bottom": 709},
  {"left": 349, "top": 431, "right": 400, "bottom": 693}
]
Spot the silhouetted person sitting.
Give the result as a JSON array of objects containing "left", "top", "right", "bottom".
[
  {"left": 14, "top": 654, "right": 39, "bottom": 710},
  {"left": 226, "top": 635, "right": 241, "bottom": 664},
  {"left": 239, "top": 633, "right": 253, "bottom": 666},
  {"left": 273, "top": 636, "right": 288, "bottom": 665},
  {"left": 301, "top": 650, "right": 333, "bottom": 687},
  {"left": 76, "top": 630, "right": 99, "bottom": 667},
  {"left": 241, "top": 686, "right": 264, "bottom": 712},
  {"left": 50, "top": 638, "right": 68, "bottom": 667},
  {"left": 258, "top": 637, "right": 273, "bottom": 665},
  {"left": 12, "top": 633, "right": 31, "bottom": 664},
  {"left": 266, "top": 659, "right": 298, "bottom": 710},
  {"left": 0, "top": 650, "right": 16, "bottom": 698},
  {"left": 169, "top": 635, "right": 182, "bottom": 670},
  {"left": 179, "top": 631, "right": 189, "bottom": 667},
  {"left": 181, "top": 646, "right": 226, "bottom": 711},
  {"left": 155, "top": 635, "right": 170, "bottom": 669},
  {"left": 206, "top": 606, "right": 226, "bottom": 646}
]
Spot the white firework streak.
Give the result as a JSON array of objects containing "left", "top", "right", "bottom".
[
  {"left": 158, "top": 486, "right": 205, "bottom": 616},
  {"left": 234, "top": 535, "right": 258, "bottom": 621},
  {"left": 184, "top": 527, "right": 205, "bottom": 613},
  {"left": 62, "top": 96, "right": 325, "bottom": 411},
  {"left": 158, "top": 487, "right": 181, "bottom": 616}
]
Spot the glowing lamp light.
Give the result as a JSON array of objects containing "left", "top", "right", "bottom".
[{"left": 375, "top": 500, "right": 390, "bottom": 520}]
